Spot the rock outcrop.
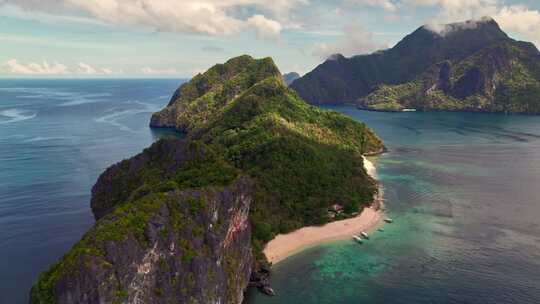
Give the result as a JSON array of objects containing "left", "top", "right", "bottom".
[{"left": 30, "top": 139, "right": 254, "bottom": 304}]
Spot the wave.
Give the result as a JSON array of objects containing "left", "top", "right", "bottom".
[
  {"left": 94, "top": 100, "right": 160, "bottom": 133},
  {"left": 0, "top": 109, "right": 37, "bottom": 125},
  {"left": 0, "top": 87, "right": 112, "bottom": 106},
  {"left": 22, "top": 136, "right": 66, "bottom": 143},
  {"left": 58, "top": 93, "right": 113, "bottom": 106},
  {"left": 0, "top": 87, "right": 48, "bottom": 93},
  {"left": 154, "top": 95, "right": 171, "bottom": 100}
]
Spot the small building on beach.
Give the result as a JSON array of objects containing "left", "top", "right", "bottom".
[{"left": 328, "top": 204, "right": 345, "bottom": 218}]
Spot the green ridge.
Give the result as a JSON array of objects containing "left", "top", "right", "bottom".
[{"left": 31, "top": 55, "right": 385, "bottom": 303}]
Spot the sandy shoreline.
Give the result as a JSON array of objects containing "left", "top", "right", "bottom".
[{"left": 263, "top": 156, "right": 384, "bottom": 264}]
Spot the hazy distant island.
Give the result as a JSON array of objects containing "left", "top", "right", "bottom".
[
  {"left": 282, "top": 72, "right": 301, "bottom": 86},
  {"left": 30, "top": 55, "right": 385, "bottom": 303},
  {"left": 291, "top": 18, "right": 540, "bottom": 114}
]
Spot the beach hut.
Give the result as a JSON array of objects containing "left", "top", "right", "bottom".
[{"left": 328, "top": 204, "right": 345, "bottom": 215}]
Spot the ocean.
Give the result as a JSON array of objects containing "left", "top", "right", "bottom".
[
  {"left": 1, "top": 80, "right": 540, "bottom": 303},
  {"left": 245, "top": 106, "right": 540, "bottom": 304},
  {"left": 0, "top": 79, "right": 181, "bottom": 303}
]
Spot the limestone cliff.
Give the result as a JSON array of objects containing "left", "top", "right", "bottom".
[{"left": 30, "top": 139, "right": 254, "bottom": 304}]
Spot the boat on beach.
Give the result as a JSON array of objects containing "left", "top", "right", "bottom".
[
  {"left": 361, "top": 232, "right": 369, "bottom": 239},
  {"left": 353, "top": 235, "right": 364, "bottom": 243}
]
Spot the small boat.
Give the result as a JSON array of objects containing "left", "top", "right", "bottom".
[
  {"left": 262, "top": 286, "right": 276, "bottom": 296},
  {"left": 377, "top": 228, "right": 385, "bottom": 232},
  {"left": 402, "top": 108, "right": 417, "bottom": 112},
  {"left": 353, "top": 235, "right": 363, "bottom": 243},
  {"left": 384, "top": 218, "right": 394, "bottom": 223},
  {"left": 361, "top": 232, "right": 369, "bottom": 239}
]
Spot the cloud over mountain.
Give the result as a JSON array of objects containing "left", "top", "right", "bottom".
[{"left": 405, "top": 0, "right": 540, "bottom": 46}]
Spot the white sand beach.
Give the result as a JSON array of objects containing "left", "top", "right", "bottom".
[{"left": 263, "top": 156, "right": 384, "bottom": 264}]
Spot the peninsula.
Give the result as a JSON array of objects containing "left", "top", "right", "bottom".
[{"left": 30, "top": 55, "right": 384, "bottom": 303}]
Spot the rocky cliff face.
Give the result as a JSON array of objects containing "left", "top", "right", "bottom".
[
  {"left": 292, "top": 18, "right": 540, "bottom": 114},
  {"left": 31, "top": 139, "right": 254, "bottom": 304},
  {"left": 360, "top": 40, "right": 540, "bottom": 113}
]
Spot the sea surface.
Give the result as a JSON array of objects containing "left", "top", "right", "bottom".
[
  {"left": 245, "top": 106, "right": 540, "bottom": 304},
  {"left": 0, "top": 79, "right": 181, "bottom": 303},
  {"left": 1, "top": 80, "right": 540, "bottom": 303}
]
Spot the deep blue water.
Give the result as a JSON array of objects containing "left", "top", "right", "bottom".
[
  {"left": 0, "top": 79, "right": 182, "bottom": 303},
  {"left": 2, "top": 80, "right": 540, "bottom": 303}
]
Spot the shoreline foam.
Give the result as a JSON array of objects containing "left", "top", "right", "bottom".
[{"left": 263, "top": 155, "right": 384, "bottom": 264}]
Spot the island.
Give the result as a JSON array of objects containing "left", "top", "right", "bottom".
[
  {"left": 30, "top": 55, "right": 385, "bottom": 303},
  {"left": 291, "top": 17, "right": 540, "bottom": 114},
  {"left": 282, "top": 72, "right": 301, "bottom": 86}
]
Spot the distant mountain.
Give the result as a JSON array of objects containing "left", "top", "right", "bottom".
[
  {"left": 291, "top": 18, "right": 540, "bottom": 114},
  {"left": 283, "top": 72, "right": 300, "bottom": 85}
]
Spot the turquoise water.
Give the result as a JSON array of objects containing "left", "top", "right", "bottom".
[
  {"left": 246, "top": 107, "right": 540, "bottom": 303},
  {"left": 2, "top": 81, "right": 540, "bottom": 303}
]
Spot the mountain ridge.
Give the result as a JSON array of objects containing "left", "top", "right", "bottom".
[
  {"left": 291, "top": 18, "right": 540, "bottom": 114},
  {"left": 30, "top": 55, "right": 384, "bottom": 304}
]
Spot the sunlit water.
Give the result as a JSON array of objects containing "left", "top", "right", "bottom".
[
  {"left": 2, "top": 81, "right": 540, "bottom": 303},
  {"left": 246, "top": 107, "right": 540, "bottom": 304}
]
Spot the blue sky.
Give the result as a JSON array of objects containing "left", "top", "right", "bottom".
[{"left": 1, "top": 0, "right": 540, "bottom": 78}]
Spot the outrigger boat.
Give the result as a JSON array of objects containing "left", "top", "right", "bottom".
[{"left": 353, "top": 235, "right": 364, "bottom": 244}]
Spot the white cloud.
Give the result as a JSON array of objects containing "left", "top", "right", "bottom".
[
  {"left": 77, "top": 62, "right": 113, "bottom": 75},
  {"left": 0, "top": 0, "right": 307, "bottom": 38},
  {"left": 410, "top": 0, "right": 498, "bottom": 24},
  {"left": 406, "top": 0, "right": 540, "bottom": 47},
  {"left": 3, "top": 59, "right": 69, "bottom": 75},
  {"left": 424, "top": 16, "right": 495, "bottom": 36},
  {"left": 247, "top": 15, "right": 282, "bottom": 38},
  {"left": 140, "top": 67, "right": 180, "bottom": 76},
  {"left": 2, "top": 59, "right": 117, "bottom": 76},
  {"left": 347, "top": 0, "right": 397, "bottom": 12},
  {"left": 313, "top": 23, "right": 385, "bottom": 60},
  {"left": 495, "top": 5, "right": 540, "bottom": 47}
]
